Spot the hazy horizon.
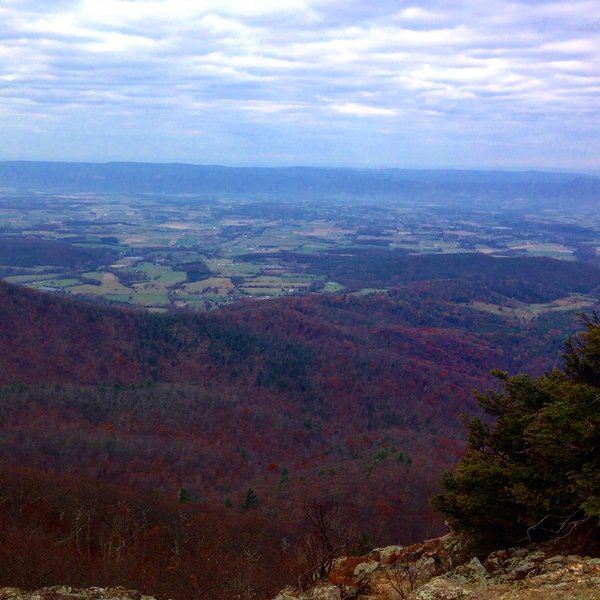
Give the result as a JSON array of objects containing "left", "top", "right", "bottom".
[{"left": 0, "top": 158, "right": 600, "bottom": 177}]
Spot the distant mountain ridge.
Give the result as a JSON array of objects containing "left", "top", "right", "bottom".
[{"left": 1, "top": 161, "right": 598, "bottom": 201}]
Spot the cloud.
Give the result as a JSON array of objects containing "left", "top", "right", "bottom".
[
  {"left": 1, "top": 0, "right": 599, "bottom": 169},
  {"left": 393, "top": 6, "right": 441, "bottom": 23},
  {"left": 331, "top": 103, "right": 398, "bottom": 117}
]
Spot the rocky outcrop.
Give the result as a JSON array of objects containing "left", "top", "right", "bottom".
[
  {"left": 3, "top": 538, "right": 598, "bottom": 600},
  {"left": 0, "top": 587, "right": 159, "bottom": 600},
  {"left": 273, "top": 534, "right": 600, "bottom": 599}
]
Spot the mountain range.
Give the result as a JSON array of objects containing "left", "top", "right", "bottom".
[{"left": 2, "top": 161, "right": 599, "bottom": 204}]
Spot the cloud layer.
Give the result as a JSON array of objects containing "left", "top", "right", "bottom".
[{"left": 2, "top": 0, "right": 599, "bottom": 169}]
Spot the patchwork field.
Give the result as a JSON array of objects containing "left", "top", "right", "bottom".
[{"left": 1, "top": 188, "right": 600, "bottom": 313}]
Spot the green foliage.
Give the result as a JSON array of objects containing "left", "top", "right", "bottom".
[
  {"left": 563, "top": 312, "right": 600, "bottom": 386},
  {"left": 396, "top": 451, "right": 412, "bottom": 464},
  {"left": 277, "top": 467, "right": 290, "bottom": 491},
  {"left": 242, "top": 488, "right": 259, "bottom": 510},
  {"left": 432, "top": 315, "right": 600, "bottom": 553},
  {"left": 351, "top": 532, "right": 372, "bottom": 556},
  {"left": 373, "top": 449, "right": 388, "bottom": 464},
  {"left": 178, "top": 487, "right": 196, "bottom": 503}
]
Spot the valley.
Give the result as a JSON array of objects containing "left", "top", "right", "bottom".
[
  {"left": 2, "top": 164, "right": 600, "bottom": 313},
  {"left": 0, "top": 163, "right": 599, "bottom": 598}
]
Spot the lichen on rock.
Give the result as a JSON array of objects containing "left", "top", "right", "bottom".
[{"left": 270, "top": 533, "right": 600, "bottom": 600}]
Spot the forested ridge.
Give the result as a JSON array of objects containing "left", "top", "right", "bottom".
[
  {"left": 0, "top": 258, "right": 598, "bottom": 598},
  {"left": 3, "top": 162, "right": 599, "bottom": 201}
]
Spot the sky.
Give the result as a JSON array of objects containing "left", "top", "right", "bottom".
[{"left": 1, "top": 0, "right": 600, "bottom": 171}]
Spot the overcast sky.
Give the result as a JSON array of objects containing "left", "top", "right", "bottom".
[{"left": 1, "top": 1, "right": 599, "bottom": 171}]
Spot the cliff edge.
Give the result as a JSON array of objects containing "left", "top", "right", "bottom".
[{"left": 273, "top": 533, "right": 600, "bottom": 600}]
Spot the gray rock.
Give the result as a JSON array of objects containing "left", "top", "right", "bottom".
[
  {"left": 307, "top": 583, "right": 341, "bottom": 600},
  {"left": 410, "top": 578, "right": 471, "bottom": 600},
  {"left": 507, "top": 549, "right": 546, "bottom": 580},
  {"left": 353, "top": 561, "right": 379, "bottom": 580},
  {"left": 378, "top": 545, "right": 406, "bottom": 564},
  {"left": 448, "top": 557, "right": 487, "bottom": 584},
  {"left": 272, "top": 586, "right": 301, "bottom": 600}
]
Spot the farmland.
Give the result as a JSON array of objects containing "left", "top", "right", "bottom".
[{"left": 1, "top": 170, "right": 600, "bottom": 313}]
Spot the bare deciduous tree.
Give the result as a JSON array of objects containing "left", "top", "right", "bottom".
[
  {"left": 380, "top": 561, "right": 420, "bottom": 599},
  {"left": 297, "top": 502, "right": 351, "bottom": 589}
]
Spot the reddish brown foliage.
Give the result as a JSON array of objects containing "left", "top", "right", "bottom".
[{"left": 0, "top": 279, "right": 590, "bottom": 597}]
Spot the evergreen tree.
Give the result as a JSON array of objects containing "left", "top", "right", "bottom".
[
  {"left": 431, "top": 315, "right": 600, "bottom": 553},
  {"left": 242, "top": 488, "right": 259, "bottom": 510},
  {"left": 277, "top": 467, "right": 290, "bottom": 491}
]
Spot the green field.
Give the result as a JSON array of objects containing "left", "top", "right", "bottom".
[
  {"left": 468, "top": 294, "right": 597, "bottom": 321},
  {"left": 2, "top": 189, "right": 600, "bottom": 312}
]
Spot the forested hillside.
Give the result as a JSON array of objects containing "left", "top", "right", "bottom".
[{"left": 0, "top": 257, "right": 598, "bottom": 598}]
